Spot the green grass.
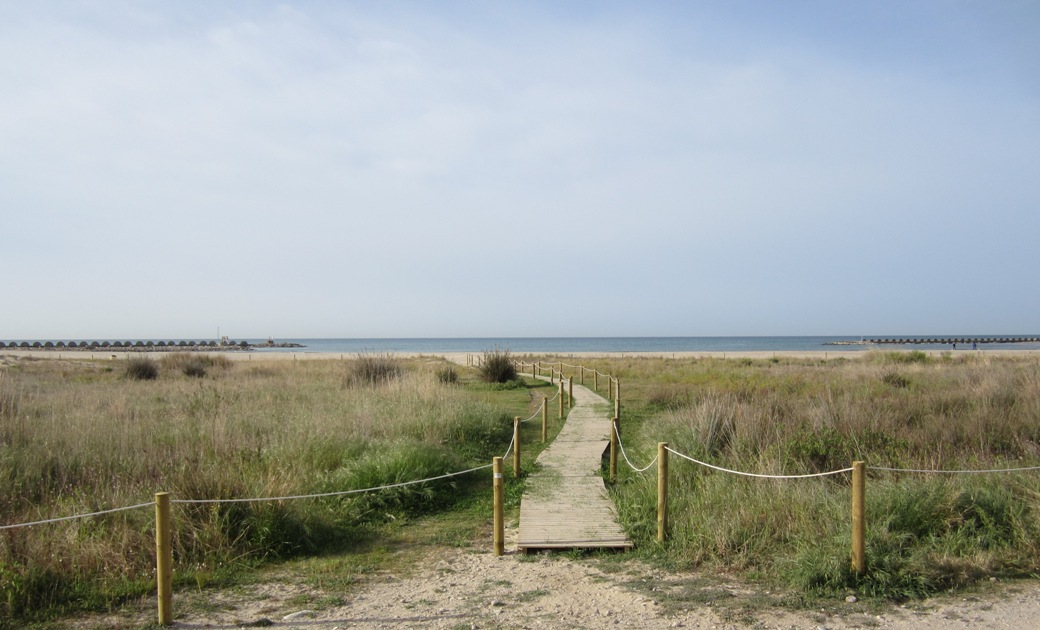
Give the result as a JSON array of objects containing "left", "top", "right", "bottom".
[
  {"left": 0, "top": 356, "right": 556, "bottom": 624},
  {"left": 530, "top": 352, "right": 1040, "bottom": 601}
]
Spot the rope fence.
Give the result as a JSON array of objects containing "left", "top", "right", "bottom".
[
  {"left": 15, "top": 353, "right": 1040, "bottom": 624},
  {"left": 2, "top": 355, "right": 562, "bottom": 625}
]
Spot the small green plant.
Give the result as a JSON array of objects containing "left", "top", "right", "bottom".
[
  {"left": 436, "top": 365, "right": 459, "bottom": 385},
  {"left": 479, "top": 348, "right": 516, "bottom": 384},
  {"left": 124, "top": 358, "right": 158, "bottom": 380},
  {"left": 882, "top": 371, "right": 911, "bottom": 388}
]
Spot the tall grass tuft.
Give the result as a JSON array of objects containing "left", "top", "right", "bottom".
[
  {"left": 123, "top": 358, "right": 158, "bottom": 380},
  {"left": 347, "top": 353, "right": 402, "bottom": 386},
  {"left": 479, "top": 348, "right": 517, "bottom": 384}
]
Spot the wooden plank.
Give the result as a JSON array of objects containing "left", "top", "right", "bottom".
[{"left": 517, "top": 381, "right": 633, "bottom": 552}]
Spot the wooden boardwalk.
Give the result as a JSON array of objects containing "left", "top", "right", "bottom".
[{"left": 517, "top": 380, "right": 632, "bottom": 552}]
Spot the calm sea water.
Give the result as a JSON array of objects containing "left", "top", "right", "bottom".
[{"left": 244, "top": 336, "right": 1040, "bottom": 354}]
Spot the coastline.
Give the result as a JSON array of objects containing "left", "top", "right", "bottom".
[{"left": 5, "top": 348, "right": 1040, "bottom": 363}]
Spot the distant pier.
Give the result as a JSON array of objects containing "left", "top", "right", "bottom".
[
  {"left": 1, "top": 339, "right": 304, "bottom": 351},
  {"left": 827, "top": 337, "right": 1040, "bottom": 346}
]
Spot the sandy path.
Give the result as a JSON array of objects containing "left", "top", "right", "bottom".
[{"left": 89, "top": 536, "right": 1040, "bottom": 629}]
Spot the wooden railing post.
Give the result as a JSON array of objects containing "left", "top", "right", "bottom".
[
  {"left": 558, "top": 380, "right": 564, "bottom": 419},
  {"left": 541, "top": 397, "right": 548, "bottom": 443},
  {"left": 568, "top": 377, "right": 574, "bottom": 408},
  {"left": 852, "top": 461, "right": 866, "bottom": 575},
  {"left": 657, "top": 443, "right": 669, "bottom": 543},
  {"left": 614, "top": 379, "right": 620, "bottom": 420},
  {"left": 580, "top": 366, "right": 585, "bottom": 385},
  {"left": 493, "top": 457, "right": 504, "bottom": 556},
  {"left": 513, "top": 417, "right": 521, "bottom": 479},
  {"left": 155, "top": 492, "right": 173, "bottom": 626},
  {"left": 609, "top": 417, "right": 619, "bottom": 483},
  {"left": 594, "top": 370, "right": 598, "bottom": 392}
]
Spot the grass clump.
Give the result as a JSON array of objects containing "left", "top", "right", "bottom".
[
  {"left": 123, "top": 358, "right": 158, "bottom": 380},
  {"left": 479, "top": 348, "right": 517, "bottom": 384},
  {"left": 436, "top": 365, "right": 459, "bottom": 385},
  {"left": 347, "top": 353, "right": 402, "bottom": 386}
]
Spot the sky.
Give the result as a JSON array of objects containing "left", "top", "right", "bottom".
[{"left": 2, "top": 1, "right": 1039, "bottom": 340}]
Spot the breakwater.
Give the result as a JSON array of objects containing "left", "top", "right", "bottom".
[
  {"left": 827, "top": 337, "right": 1040, "bottom": 346},
  {"left": 1, "top": 339, "right": 304, "bottom": 351}
]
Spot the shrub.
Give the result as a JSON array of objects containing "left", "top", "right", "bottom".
[
  {"left": 479, "top": 348, "right": 516, "bottom": 384},
  {"left": 124, "top": 358, "right": 158, "bottom": 380},
  {"left": 436, "top": 365, "right": 459, "bottom": 385},
  {"left": 183, "top": 359, "right": 207, "bottom": 378},
  {"left": 348, "top": 353, "right": 401, "bottom": 386}
]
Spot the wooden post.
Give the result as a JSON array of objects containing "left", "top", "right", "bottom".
[
  {"left": 657, "top": 443, "right": 669, "bottom": 543},
  {"left": 609, "top": 417, "right": 619, "bottom": 483},
  {"left": 550, "top": 366, "right": 554, "bottom": 385},
  {"left": 615, "top": 380, "right": 620, "bottom": 420},
  {"left": 541, "top": 397, "right": 548, "bottom": 443},
  {"left": 155, "top": 492, "right": 173, "bottom": 626},
  {"left": 852, "top": 460, "right": 866, "bottom": 575},
  {"left": 493, "top": 457, "right": 504, "bottom": 556},
  {"left": 568, "top": 377, "right": 574, "bottom": 408},
  {"left": 580, "top": 366, "right": 585, "bottom": 385},
  {"left": 558, "top": 380, "right": 564, "bottom": 419},
  {"left": 594, "top": 370, "right": 598, "bottom": 392},
  {"left": 513, "top": 417, "right": 521, "bottom": 479}
]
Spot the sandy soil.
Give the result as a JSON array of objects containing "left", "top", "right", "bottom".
[{"left": 82, "top": 531, "right": 1040, "bottom": 629}]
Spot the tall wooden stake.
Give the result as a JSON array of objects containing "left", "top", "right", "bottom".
[
  {"left": 852, "top": 460, "right": 866, "bottom": 575},
  {"left": 657, "top": 443, "right": 669, "bottom": 543},
  {"left": 493, "top": 457, "right": 504, "bottom": 556},
  {"left": 609, "top": 417, "right": 619, "bottom": 483},
  {"left": 558, "top": 380, "right": 564, "bottom": 419},
  {"left": 541, "top": 397, "right": 548, "bottom": 443},
  {"left": 155, "top": 492, "right": 173, "bottom": 626}
]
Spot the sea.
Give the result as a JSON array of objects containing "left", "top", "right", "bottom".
[{"left": 240, "top": 336, "right": 1040, "bottom": 355}]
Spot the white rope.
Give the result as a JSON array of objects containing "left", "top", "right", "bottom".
[
  {"left": 502, "top": 432, "right": 516, "bottom": 460},
  {"left": 0, "top": 501, "right": 153, "bottom": 531},
  {"left": 666, "top": 447, "right": 853, "bottom": 479},
  {"left": 614, "top": 424, "right": 658, "bottom": 473},
  {"left": 871, "top": 464, "right": 1040, "bottom": 474},
  {"left": 172, "top": 465, "right": 493, "bottom": 505}
]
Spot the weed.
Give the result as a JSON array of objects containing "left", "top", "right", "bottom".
[
  {"left": 124, "top": 358, "right": 158, "bottom": 380},
  {"left": 479, "top": 349, "right": 516, "bottom": 384}
]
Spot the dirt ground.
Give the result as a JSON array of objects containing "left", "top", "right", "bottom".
[{"left": 76, "top": 528, "right": 1040, "bottom": 630}]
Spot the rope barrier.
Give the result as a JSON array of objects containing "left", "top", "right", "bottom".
[
  {"left": 613, "top": 423, "right": 658, "bottom": 473},
  {"left": 0, "top": 502, "right": 153, "bottom": 531},
  {"left": 871, "top": 464, "right": 1040, "bottom": 474},
  {"left": 172, "top": 465, "right": 493, "bottom": 505},
  {"left": 666, "top": 447, "right": 853, "bottom": 479}
]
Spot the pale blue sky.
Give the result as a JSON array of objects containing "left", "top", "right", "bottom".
[{"left": 2, "top": 1, "right": 1038, "bottom": 339}]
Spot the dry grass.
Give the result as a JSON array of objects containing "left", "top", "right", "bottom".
[{"left": 0, "top": 356, "right": 516, "bottom": 620}]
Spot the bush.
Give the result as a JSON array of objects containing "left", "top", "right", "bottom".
[
  {"left": 348, "top": 353, "right": 401, "bottom": 386},
  {"left": 183, "top": 359, "right": 207, "bottom": 378},
  {"left": 479, "top": 348, "right": 516, "bottom": 384},
  {"left": 436, "top": 365, "right": 459, "bottom": 385},
  {"left": 124, "top": 358, "right": 158, "bottom": 380}
]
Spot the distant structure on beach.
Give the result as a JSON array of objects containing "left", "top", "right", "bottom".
[
  {"left": 827, "top": 336, "right": 1040, "bottom": 346},
  {"left": 1, "top": 339, "right": 305, "bottom": 351}
]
